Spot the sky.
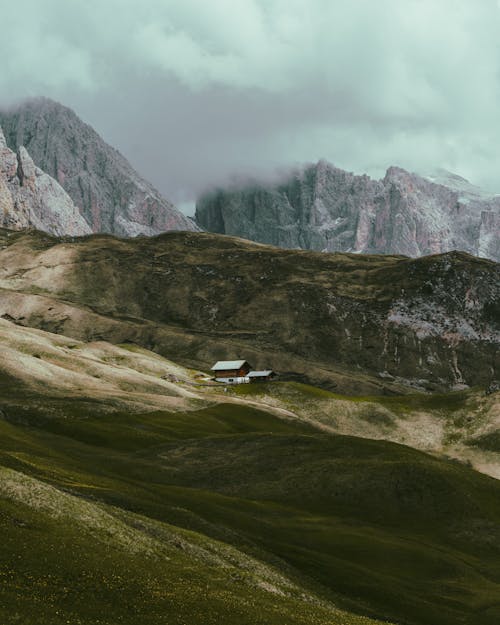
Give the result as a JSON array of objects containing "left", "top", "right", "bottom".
[{"left": 2, "top": 0, "right": 500, "bottom": 213}]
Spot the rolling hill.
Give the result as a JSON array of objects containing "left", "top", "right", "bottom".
[
  {"left": 1, "top": 318, "right": 500, "bottom": 624},
  {"left": 0, "top": 228, "right": 498, "bottom": 393}
]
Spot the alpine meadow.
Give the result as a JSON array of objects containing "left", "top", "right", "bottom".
[{"left": 0, "top": 2, "right": 499, "bottom": 624}]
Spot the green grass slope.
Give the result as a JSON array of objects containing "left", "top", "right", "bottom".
[
  {"left": 0, "top": 397, "right": 387, "bottom": 625},
  {"left": 1, "top": 386, "right": 500, "bottom": 625},
  {"left": 2, "top": 466, "right": 374, "bottom": 625},
  {"left": 230, "top": 381, "right": 500, "bottom": 479}
]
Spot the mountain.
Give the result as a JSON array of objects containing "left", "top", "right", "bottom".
[
  {"left": 0, "top": 98, "right": 198, "bottom": 236},
  {"left": 2, "top": 316, "right": 500, "bottom": 625},
  {"left": 0, "top": 228, "right": 498, "bottom": 393},
  {"left": 195, "top": 160, "right": 500, "bottom": 261},
  {"left": 0, "top": 127, "right": 90, "bottom": 236}
]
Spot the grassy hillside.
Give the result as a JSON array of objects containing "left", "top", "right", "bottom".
[
  {"left": 230, "top": 380, "right": 500, "bottom": 479},
  {"left": 1, "top": 292, "right": 499, "bottom": 624},
  {"left": 1, "top": 466, "right": 370, "bottom": 625},
  {"left": 0, "top": 393, "right": 389, "bottom": 625},
  {"left": 2, "top": 383, "right": 500, "bottom": 625},
  {"left": 2, "top": 317, "right": 498, "bottom": 481}
]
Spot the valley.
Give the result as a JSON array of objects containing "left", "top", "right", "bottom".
[{"left": 1, "top": 311, "right": 500, "bottom": 624}]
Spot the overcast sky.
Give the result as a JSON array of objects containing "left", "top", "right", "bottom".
[{"left": 2, "top": 0, "right": 500, "bottom": 213}]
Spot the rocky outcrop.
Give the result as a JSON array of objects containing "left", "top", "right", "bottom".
[
  {"left": 0, "top": 127, "right": 91, "bottom": 236},
  {"left": 195, "top": 160, "right": 500, "bottom": 261},
  {"left": 0, "top": 98, "right": 198, "bottom": 236},
  {"left": 0, "top": 229, "right": 498, "bottom": 392}
]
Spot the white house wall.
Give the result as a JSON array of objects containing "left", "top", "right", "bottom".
[{"left": 214, "top": 376, "right": 250, "bottom": 384}]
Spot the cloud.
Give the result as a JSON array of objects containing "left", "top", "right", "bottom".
[{"left": 1, "top": 0, "right": 500, "bottom": 208}]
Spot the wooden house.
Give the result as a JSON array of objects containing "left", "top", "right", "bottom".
[
  {"left": 210, "top": 360, "right": 277, "bottom": 384},
  {"left": 211, "top": 360, "right": 252, "bottom": 383}
]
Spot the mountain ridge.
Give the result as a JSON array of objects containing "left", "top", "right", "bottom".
[{"left": 196, "top": 159, "right": 500, "bottom": 260}]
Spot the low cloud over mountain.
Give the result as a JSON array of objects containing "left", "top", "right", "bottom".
[{"left": 2, "top": 1, "right": 500, "bottom": 206}]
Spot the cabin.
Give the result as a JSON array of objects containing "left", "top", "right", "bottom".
[
  {"left": 211, "top": 360, "right": 252, "bottom": 383},
  {"left": 248, "top": 370, "right": 276, "bottom": 383},
  {"left": 210, "top": 360, "right": 276, "bottom": 384}
]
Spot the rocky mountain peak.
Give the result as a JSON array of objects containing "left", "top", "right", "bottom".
[
  {"left": 384, "top": 165, "right": 413, "bottom": 181},
  {"left": 196, "top": 159, "right": 500, "bottom": 261},
  {"left": 0, "top": 98, "right": 199, "bottom": 237}
]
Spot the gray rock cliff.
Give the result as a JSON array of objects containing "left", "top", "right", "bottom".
[
  {"left": 0, "top": 98, "right": 198, "bottom": 236},
  {"left": 0, "top": 126, "right": 91, "bottom": 236},
  {"left": 195, "top": 160, "right": 500, "bottom": 261}
]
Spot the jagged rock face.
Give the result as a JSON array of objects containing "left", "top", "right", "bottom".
[
  {"left": 196, "top": 161, "right": 500, "bottom": 261},
  {"left": 0, "top": 229, "right": 498, "bottom": 392},
  {"left": 0, "top": 98, "right": 198, "bottom": 236},
  {"left": 0, "top": 127, "right": 91, "bottom": 236}
]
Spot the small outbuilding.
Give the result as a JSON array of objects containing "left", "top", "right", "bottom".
[{"left": 248, "top": 370, "right": 276, "bottom": 383}]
